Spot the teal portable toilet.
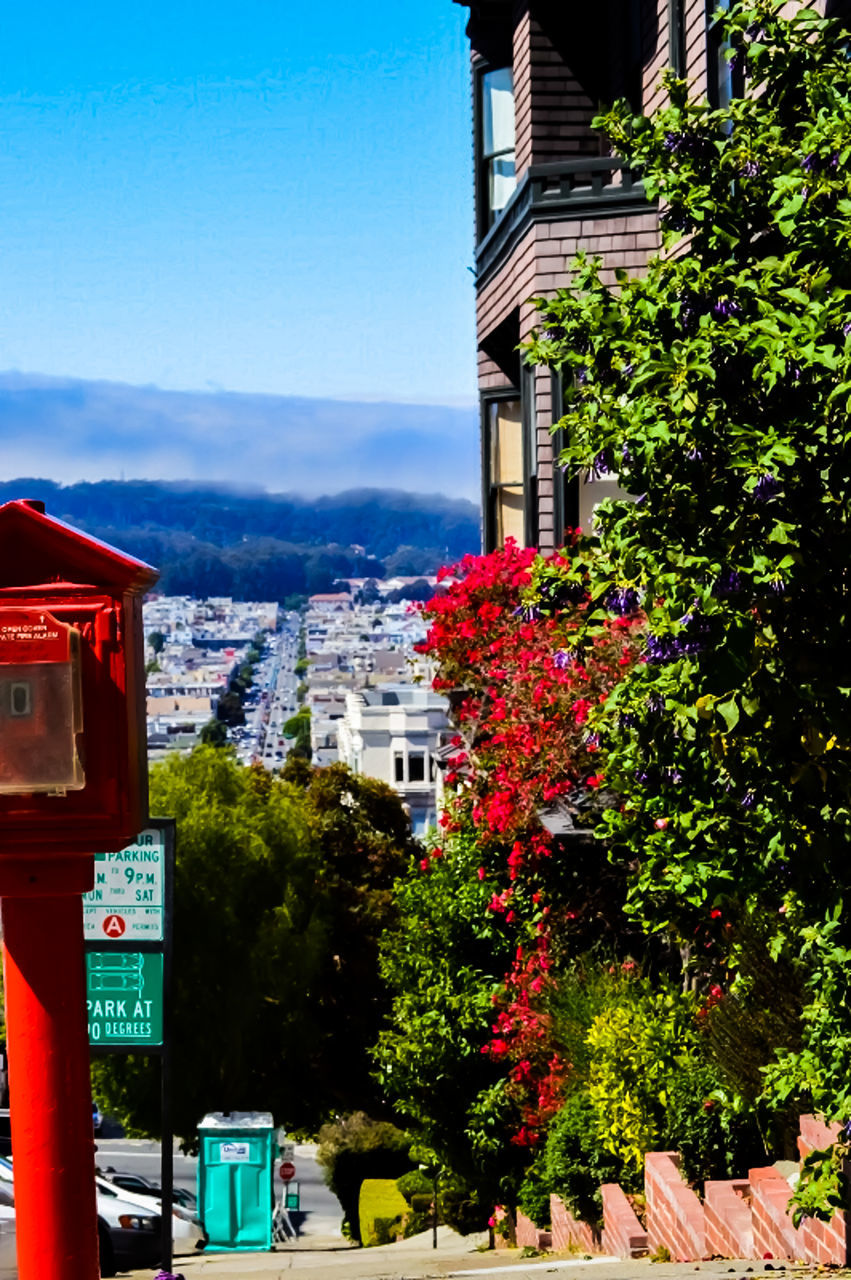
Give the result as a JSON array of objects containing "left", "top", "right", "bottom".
[{"left": 198, "top": 1111, "right": 277, "bottom": 1250}]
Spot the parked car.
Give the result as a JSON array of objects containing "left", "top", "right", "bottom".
[
  {"left": 102, "top": 1170, "right": 199, "bottom": 1214},
  {"left": 96, "top": 1176, "right": 206, "bottom": 1257},
  {"left": 0, "top": 1156, "right": 162, "bottom": 1278}
]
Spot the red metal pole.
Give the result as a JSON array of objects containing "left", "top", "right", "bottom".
[{"left": 2, "top": 890, "right": 100, "bottom": 1280}]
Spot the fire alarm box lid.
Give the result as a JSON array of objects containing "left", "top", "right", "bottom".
[{"left": 0, "top": 500, "right": 158, "bottom": 595}]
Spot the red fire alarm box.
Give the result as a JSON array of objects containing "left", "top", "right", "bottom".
[{"left": 0, "top": 500, "right": 158, "bottom": 860}]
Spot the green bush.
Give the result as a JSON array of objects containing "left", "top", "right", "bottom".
[
  {"left": 517, "top": 1162, "right": 552, "bottom": 1229},
  {"left": 664, "top": 1062, "right": 766, "bottom": 1184},
  {"left": 540, "top": 1089, "right": 624, "bottom": 1226},
  {"left": 358, "top": 1179, "right": 410, "bottom": 1246},
  {"left": 316, "top": 1112, "right": 414, "bottom": 1243}
]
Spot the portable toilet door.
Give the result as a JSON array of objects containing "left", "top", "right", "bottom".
[{"left": 197, "top": 1112, "right": 275, "bottom": 1251}]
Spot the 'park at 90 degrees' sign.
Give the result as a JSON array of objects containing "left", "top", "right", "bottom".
[
  {"left": 84, "top": 828, "right": 165, "bottom": 942},
  {"left": 86, "top": 951, "right": 164, "bottom": 1046}
]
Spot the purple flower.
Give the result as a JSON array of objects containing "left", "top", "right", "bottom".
[
  {"left": 621, "top": 442, "right": 633, "bottom": 465},
  {"left": 594, "top": 451, "right": 609, "bottom": 475},
  {"left": 842, "top": 320, "right": 851, "bottom": 338},
  {"left": 647, "top": 692, "right": 665, "bottom": 715},
  {"left": 802, "top": 152, "right": 817, "bottom": 173},
  {"left": 741, "top": 790, "right": 756, "bottom": 809},
  {"left": 740, "top": 158, "right": 760, "bottom": 178},
  {"left": 552, "top": 649, "right": 572, "bottom": 670},
  {"left": 712, "top": 297, "right": 742, "bottom": 320},
  {"left": 754, "top": 473, "right": 781, "bottom": 502},
  {"left": 687, "top": 446, "right": 704, "bottom": 463},
  {"left": 606, "top": 586, "right": 641, "bottom": 616},
  {"left": 842, "top": 1119, "right": 851, "bottom": 1142},
  {"left": 768, "top": 576, "right": 787, "bottom": 596},
  {"left": 620, "top": 712, "right": 637, "bottom": 730},
  {"left": 635, "top": 768, "right": 650, "bottom": 783},
  {"left": 713, "top": 568, "right": 744, "bottom": 598}
]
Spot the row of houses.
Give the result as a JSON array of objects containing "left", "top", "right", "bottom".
[{"left": 301, "top": 588, "right": 450, "bottom": 834}]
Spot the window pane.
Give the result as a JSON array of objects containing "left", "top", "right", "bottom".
[
  {"left": 394, "top": 752, "right": 404, "bottom": 782},
  {"left": 490, "top": 399, "right": 523, "bottom": 485},
  {"left": 489, "top": 156, "right": 517, "bottom": 215},
  {"left": 482, "top": 67, "right": 515, "bottom": 156},
  {"left": 409, "top": 753, "right": 425, "bottom": 782},
  {"left": 496, "top": 485, "right": 526, "bottom": 546}
]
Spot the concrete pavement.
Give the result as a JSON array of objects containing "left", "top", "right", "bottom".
[{"left": 126, "top": 1227, "right": 848, "bottom": 1280}]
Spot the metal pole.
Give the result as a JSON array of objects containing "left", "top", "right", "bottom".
[
  {"left": 160, "top": 1043, "right": 173, "bottom": 1273},
  {"left": 2, "top": 892, "right": 100, "bottom": 1280},
  {"left": 159, "top": 822, "right": 175, "bottom": 1272},
  {"left": 432, "top": 1172, "right": 439, "bottom": 1250}
]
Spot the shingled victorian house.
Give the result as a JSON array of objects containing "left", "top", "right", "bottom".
[{"left": 454, "top": 0, "right": 740, "bottom": 552}]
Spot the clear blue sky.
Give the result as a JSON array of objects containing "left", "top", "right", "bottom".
[{"left": 0, "top": 0, "right": 477, "bottom": 404}]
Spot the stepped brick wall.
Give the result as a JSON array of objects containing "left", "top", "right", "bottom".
[
  {"left": 749, "top": 1166, "right": 804, "bottom": 1260},
  {"left": 550, "top": 1195, "right": 600, "bottom": 1253},
  {"left": 645, "top": 1151, "right": 706, "bottom": 1261},
  {"left": 515, "top": 1209, "right": 552, "bottom": 1251},
  {"left": 704, "top": 1180, "right": 754, "bottom": 1259},
  {"left": 798, "top": 1114, "right": 842, "bottom": 1158},
  {"left": 600, "top": 1182, "right": 648, "bottom": 1258}
]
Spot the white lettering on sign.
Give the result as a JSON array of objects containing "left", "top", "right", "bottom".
[{"left": 220, "top": 1142, "right": 251, "bottom": 1163}]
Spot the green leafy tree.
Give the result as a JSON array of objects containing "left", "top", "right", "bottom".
[
  {"left": 524, "top": 0, "right": 851, "bottom": 1141},
  {"left": 374, "top": 819, "right": 528, "bottom": 1218},
  {"left": 92, "top": 751, "right": 415, "bottom": 1142},
  {"left": 148, "top": 631, "right": 166, "bottom": 654},
  {"left": 199, "top": 718, "right": 229, "bottom": 748},
  {"left": 282, "top": 710, "right": 311, "bottom": 760}
]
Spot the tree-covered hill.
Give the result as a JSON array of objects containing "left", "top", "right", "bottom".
[{"left": 0, "top": 479, "right": 479, "bottom": 600}]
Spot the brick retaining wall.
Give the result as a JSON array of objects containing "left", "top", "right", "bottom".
[
  {"left": 515, "top": 1210, "right": 552, "bottom": 1251},
  {"left": 550, "top": 1195, "right": 600, "bottom": 1253},
  {"left": 645, "top": 1151, "right": 706, "bottom": 1261},
  {"left": 704, "top": 1180, "right": 753, "bottom": 1259},
  {"left": 749, "top": 1166, "right": 803, "bottom": 1260},
  {"left": 600, "top": 1183, "right": 648, "bottom": 1257}
]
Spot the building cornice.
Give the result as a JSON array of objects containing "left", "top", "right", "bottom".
[{"left": 475, "top": 157, "right": 657, "bottom": 291}]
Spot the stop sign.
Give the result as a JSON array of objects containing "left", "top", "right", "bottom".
[{"left": 279, "top": 1161, "right": 296, "bottom": 1182}]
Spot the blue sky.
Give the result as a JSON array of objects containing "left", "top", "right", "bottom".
[{"left": 0, "top": 0, "right": 477, "bottom": 406}]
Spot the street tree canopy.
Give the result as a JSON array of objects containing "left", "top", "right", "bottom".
[{"left": 92, "top": 749, "right": 417, "bottom": 1143}]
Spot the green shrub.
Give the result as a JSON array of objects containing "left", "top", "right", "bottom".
[
  {"left": 316, "top": 1112, "right": 414, "bottom": 1242},
  {"left": 517, "top": 1163, "right": 552, "bottom": 1229},
  {"left": 664, "top": 1062, "right": 766, "bottom": 1184},
  {"left": 541, "top": 1089, "right": 624, "bottom": 1226},
  {"left": 358, "top": 1179, "right": 410, "bottom": 1246}
]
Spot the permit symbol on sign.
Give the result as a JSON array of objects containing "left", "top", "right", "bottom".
[{"left": 102, "top": 914, "right": 126, "bottom": 938}]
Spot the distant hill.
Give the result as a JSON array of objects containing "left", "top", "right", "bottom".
[{"left": 0, "top": 479, "right": 480, "bottom": 601}]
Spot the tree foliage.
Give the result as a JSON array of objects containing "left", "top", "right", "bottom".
[
  {"left": 524, "top": 0, "right": 851, "bottom": 1134},
  {"left": 92, "top": 750, "right": 416, "bottom": 1143}
]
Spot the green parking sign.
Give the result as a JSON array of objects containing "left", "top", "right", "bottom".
[{"left": 86, "top": 951, "right": 164, "bottom": 1047}]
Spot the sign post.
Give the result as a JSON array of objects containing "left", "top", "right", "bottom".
[{"left": 84, "top": 820, "right": 174, "bottom": 1273}]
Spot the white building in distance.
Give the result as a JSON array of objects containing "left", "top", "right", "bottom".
[{"left": 337, "top": 684, "right": 450, "bottom": 835}]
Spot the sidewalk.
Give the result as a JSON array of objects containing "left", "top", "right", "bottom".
[{"left": 127, "top": 1227, "right": 851, "bottom": 1280}]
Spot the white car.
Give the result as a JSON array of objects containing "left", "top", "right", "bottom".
[{"left": 95, "top": 1176, "right": 206, "bottom": 1258}]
